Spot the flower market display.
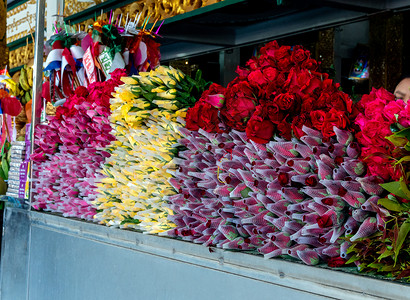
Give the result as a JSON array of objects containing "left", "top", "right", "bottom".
[
  {"left": 93, "top": 66, "right": 210, "bottom": 233},
  {"left": 165, "top": 41, "right": 388, "bottom": 267},
  {"left": 27, "top": 22, "right": 410, "bottom": 281}
]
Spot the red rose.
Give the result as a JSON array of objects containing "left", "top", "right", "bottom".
[
  {"left": 258, "top": 54, "right": 275, "bottom": 68},
  {"left": 221, "top": 81, "right": 257, "bottom": 130},
  {"left": 321, "top": 108, "right": 349, "bottom": 138},
  {"left": 264, "top": 102, "right": 287, "bottom": 124},
  {"left": 260, "top": 40, "right": 280, "bottom": 55},
  {"left": 207, "top": 83, "right": 225, "bottom": 95},
  {"left": 75, "top": 86, "right": 89, "bottom": 98},
  {"left": 321, "top": 78, "right": 337, "bottom": 94},
  {"left": 297, "top": 70, "right": 322, "bottom": 95},
  {"left": 292, "top": 113, "right": 312, "bottom": 139},
  {"left": 277, "top": 120, "right": 292, "bottom": 140},
  {"left": 315, "top": 92, "right": 331, "bottom": 110},
  {"left": 375, "top": 87, "right": 395, "bottom": 102},
  {"left": 327, "top": 257, "right": 346, "bottom": 268},
  {"left": 310, "top": 110, "right": 327, "bottom": 130},
  {"left": 301, "top": 95, "right": 315, "bottom": 113},
  {"left": 277, "top": 57, "right": 292, "bottom": 72},
  {"left": 262, "top": 67, "right": 279, "bottom": 82},
  {"left": 361, "top": 119, "right": 392, "bottom": 148},
  {"left": 186, "top": 101, "right": 220, "bottom": 132},
  {"left": 272, "top": 45, "right": 291, "bottom": 60},
  {"left": 236, "top": 66, "right": 250, "bottom": 78},
  {"left": 301, "top": 58, "right": 318, "bottom": 71},
  {"left": 398, "top": 102, "right": 410, "bottom": 127},
  {"left": 248, "top": 70, "right": 268, "bottom": 87},
  {"left": 364, "top": 99, "right": 386, "bottom": 119},
  {"left": 274, "top": 93, "right": 299, "bottom": 111},
  {"left": 305, "top": 176, "right": 317, "bottom": 187},
  {"left": 383, "top": 100, "right": 404, "bottom": 123},
  {"left": 291, "top": 45, "right": 310, "bottom": 64},
  {"left": 330, "top": 92, "right": 352, "bottom": 113},
  {"left": 317, "top": 214, "right": 333, "bottom": 228},
  {"left": 278, "top": 172, "right": 290, "bottom": 186},
  {"left": 359, "top": 89, "right": 377, "bottom": 106},
  {"left": 246, "top": 57, "right": 259, "bottom": 70},
  {"left": 245, "top": 106, "right": 275, "bottom": 144}
]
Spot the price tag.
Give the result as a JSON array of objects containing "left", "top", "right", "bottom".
[
  {"left": 98, "top": 48, "right": 113, "bottom": 77},
  {"left": 83, "top": 46, "right": 97, "bottom": 84}
]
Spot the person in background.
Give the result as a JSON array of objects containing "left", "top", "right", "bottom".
[{"left": 394, "top": 76, "right": 410, "bottom": 102}]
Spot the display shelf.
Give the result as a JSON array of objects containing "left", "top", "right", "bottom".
[{"left": 1, "top": 207, "right": 409, "bottom": 300}]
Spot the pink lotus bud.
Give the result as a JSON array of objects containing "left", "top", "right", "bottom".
[
  {"left": 293, "top": 142, "right": 313, "bottom": 158},
  {"left": 297, "top": 249, "right": 320, "bottom": 265},
  {"left": 352, "top": 209, "right": 370, "bottom": 222},
  {"left": 333, "top": 126, "right": 353, "bottom": 145},
  {"left": 284, "top": 244, "right": 309, "bottom": 259},
  {"left": 350, "top": 217, "right": 377, "bottom": 242},
  {"left": 206, "top": 94, "right": 225, "bottom": 108}
]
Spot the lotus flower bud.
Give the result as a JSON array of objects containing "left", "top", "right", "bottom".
[
  {"left": 297, "top": 249, "right": 320, "bottom": 265},
  {"left": 333, "top": 126, "right": 353, "bottom": 145},
  {"left": 350, "top": 217, "right": 377, "bottom": 242},
  {"left": 361, "top": 195, "right": 380, "bottom": 212}
]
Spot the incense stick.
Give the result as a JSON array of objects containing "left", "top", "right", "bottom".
[{"left": 155, "top": 20, "right": 164, "bottom": 34}]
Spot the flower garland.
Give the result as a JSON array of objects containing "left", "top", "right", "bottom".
[
  {"left": 30, "top": 69, "right": 126, "bottom": 219},
  {"left": 93, "top": 66, "right": 210, "bottom": 233}
]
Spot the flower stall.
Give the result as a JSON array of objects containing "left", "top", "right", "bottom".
[{"left": 3, "top": 1, "right": 410, "bottom": 300}]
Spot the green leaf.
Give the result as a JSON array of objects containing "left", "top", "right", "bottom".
[
  {"left": 386, "top": 134, "right": 408, "bottom": 147},
  {"left": 380, "top": 181, "right": 410, "bottom": 201},
  {"left": 368, "top": 262, "right": 385, "bottom": 271},
  {"left": 1, "top": 157, "right": 8, "bottom": 180},
  {"left": 394, "top": 218, "right": 410, "bottom": 265},
  {"left": 378, "top": 197, "right": 406, "bottom": 212},
  {"left": 346, "top": 254, "right": 361, "bottom": 265},
  {"left": 377, "top": 249, "right": 394, "bottom": 260},
  {"left": 393, "top": 127, "right": 410, "bottom": 138},
  {"left": 400, "top": 178, "right": 410, "bottom": 200},
  {"left": 395, "top": 156, "right": 410, "bottom": 165},
  {"left": 195, "top": 69, "right": 203, "bottom": 83}
]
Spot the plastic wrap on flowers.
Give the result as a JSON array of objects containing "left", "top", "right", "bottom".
[
  {"left": 167, "top": 123, "right": 386, "bottom": 265},
  {"left": 93, "top": 66, "right": 210, "bottom": 233},
  {"left": 165, "top": 41, "right": 387, "bottom": 266},
  {"left": 30, "top": 69, "right": 126, "bottom": 220}
]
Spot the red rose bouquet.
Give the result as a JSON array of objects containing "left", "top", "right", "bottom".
[
  {"left": 186, "top": 41, "right": 354, "bottom": 143},
  {"left": 347, "top": 87, "right": 410, "bottom": 280}
]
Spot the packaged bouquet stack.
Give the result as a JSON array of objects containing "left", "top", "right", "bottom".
[
  {"left": 30, "top": 14, "right": 162, "bottom": 220},
  {"left": 93, "top": 66, "right": 209, "bottom": 233},
  {"left": 30, "top": 70, "right": 126, "bottom": 219},
  {"left": 165, "top": 41, "right": 386, "bottom": 267}
]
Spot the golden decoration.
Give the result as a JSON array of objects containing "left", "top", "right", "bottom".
[
  {"left": 75, "top": 0, "right": 224, "bottom": 30},
  {"left": 9, "top": 43, "right": 34, "bottom": 69}
]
